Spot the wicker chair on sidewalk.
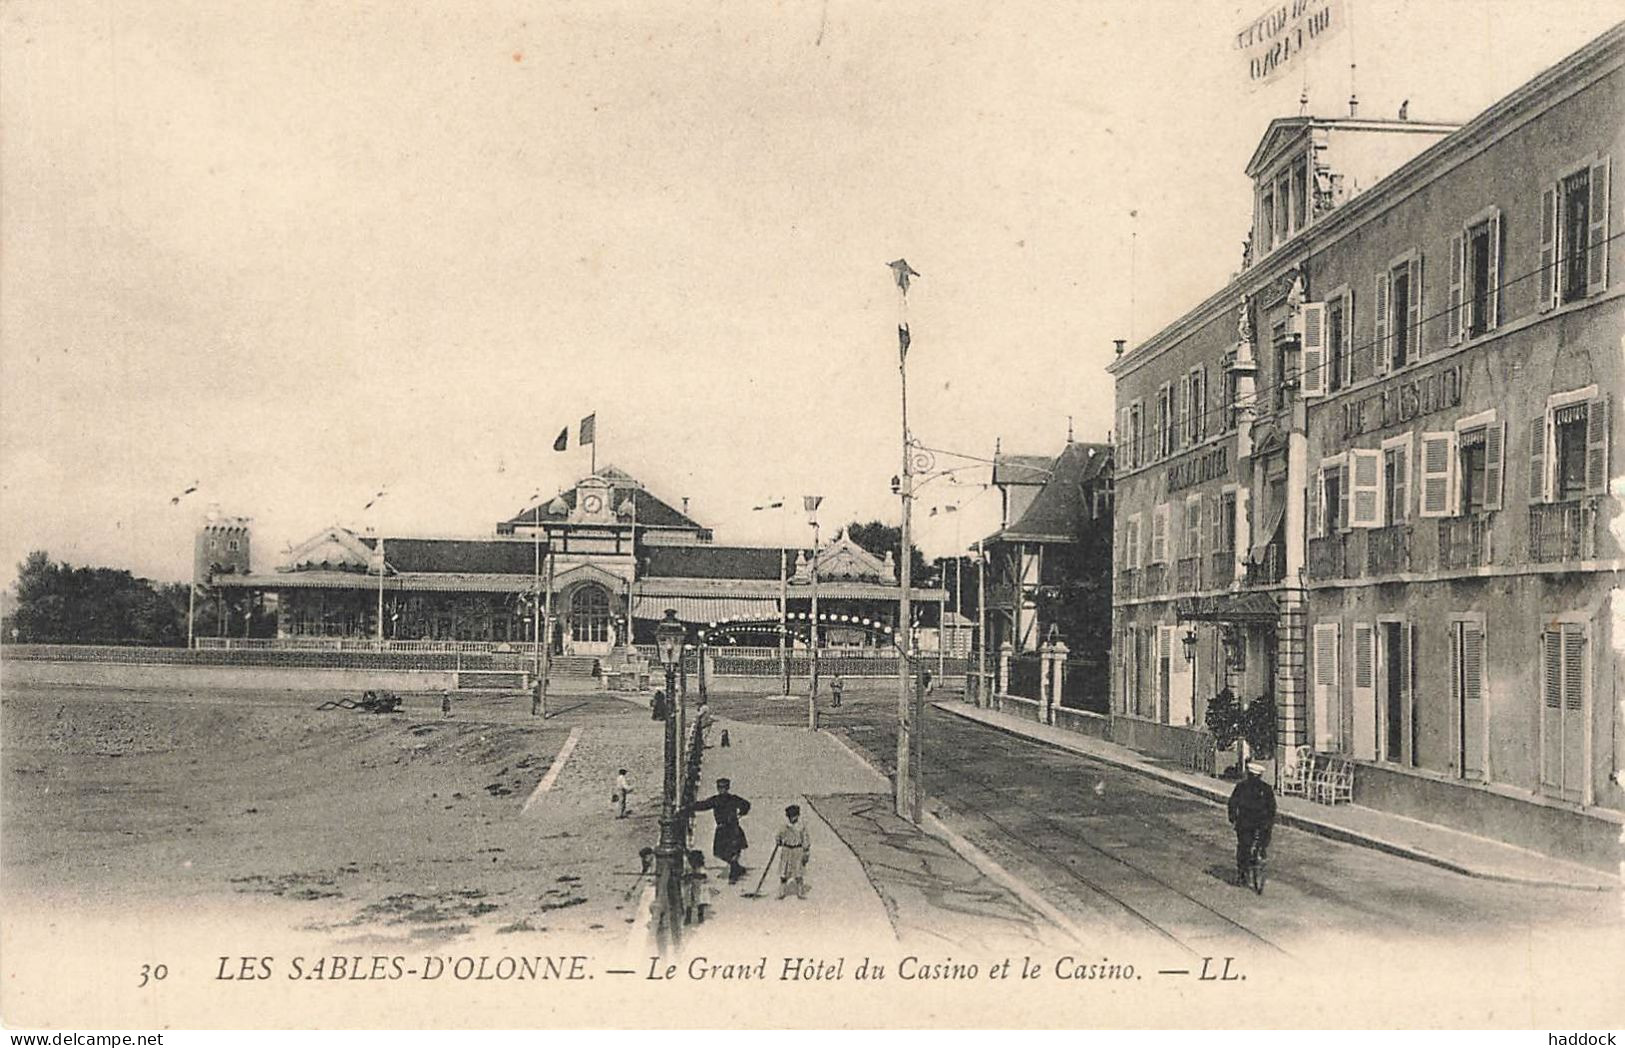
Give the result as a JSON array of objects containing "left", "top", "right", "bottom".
[
  {"left": 1313, "top": 756, "right": 1355, "bottom": 805},
  {"left": 1279, "top": 745, "right": 1316, "bottom": 798}
]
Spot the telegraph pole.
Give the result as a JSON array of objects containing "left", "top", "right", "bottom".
[{"left": 890, "top": 258, "right": 920, "bottom": 822}]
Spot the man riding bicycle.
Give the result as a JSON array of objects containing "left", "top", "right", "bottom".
[{"left": 1227, "top": 760, "right": 1276, "bottom": 886}]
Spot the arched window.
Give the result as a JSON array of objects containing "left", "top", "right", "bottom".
[{"left": 571, "top": 586, "right": 611, "bottom": 643}]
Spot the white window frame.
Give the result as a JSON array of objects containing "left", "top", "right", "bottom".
[
  {"left": 1186, "top": 365, "right": 1208, "bottom": 445},
  {"left": 1448, "top": 612, "right": 1489, "bottom": 783},
  {"left": 1538, "top": 613, "right": 1593, "bottom": 805},
  {"left": 1452, "top": 206, "right": 1503, "bottom": 344},
  {"left": 1380, "top": 433, "right": 1413, "bottom": 524},
  {"left": 1545, "top": 154, "right": 1612, "bottom": 309},
  {"left": 1538, "top": 385, "right": 1600, "bottom": 503},
  {"left": 1322, "top": 284, "right": 1352, "bottom": 392},
  {"left": 1454, "top": 409, "right": 1503, "bottom": 515},
  {"left": 1311, "top": 621, "right": 1340, "bottom": 751},
  {"left": 1383, "top": 247, "right": 1423, "bottom": 370}
]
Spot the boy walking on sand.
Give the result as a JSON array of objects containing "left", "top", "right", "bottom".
[{"left": 614, "top": 769, "right": 632, "bottom": 818}]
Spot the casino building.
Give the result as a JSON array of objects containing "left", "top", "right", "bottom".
[
  {"left": 1108, "top": 25, "right": 1622, "bottom": 867},
  {"left": 207, "top": 466, "right": 945, "bottom": 655}
]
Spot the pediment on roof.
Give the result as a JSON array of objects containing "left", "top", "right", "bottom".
[
  {"left": 1245, "top": 117, "right": 1312, "bottom": 178},
  {"left": 552, "top": 560, "right": 628, "bottom": 591},
  {"left": 809, "top": 532, "right": 892, "bottom": 582},
  {"left": 283, "top": 526, "right": 376, "bottom": 573}
]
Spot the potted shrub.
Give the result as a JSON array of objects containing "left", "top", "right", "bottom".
[{"left": 1204, "top": 687, "right": 1245, "bottom": 779}]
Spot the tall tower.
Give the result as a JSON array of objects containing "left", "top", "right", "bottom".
[{"left": 194, "top": 507, "right": 251, "bottom": 583}]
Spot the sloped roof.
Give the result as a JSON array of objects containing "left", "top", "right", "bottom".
[
  {"left": 359, "top": 536, "right": 538, "bottom": 575},
  {"left": 501, "top": 466, "right": 703, "bottom": 530},
  {"left": 993, "top": 442, "right": 1111, "bottom": 544},
  {"left": 642, "top": 545, "right": 786, "bottom": 581},
  {"left": 992, "top": 453, "right": 1054, "bottom": 487}
]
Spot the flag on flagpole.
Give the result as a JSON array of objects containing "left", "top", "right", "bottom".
[
  {"left": 898, "top": 323, "right": 911, "bottom": 364},
  {"left": 887, "top": 258, "right": 920, "bottom": 295},
  {"left": 552, "top": 427, "right": 568, "bottom": 452},
  {"left": 579, "top": 414, "right": 596, "bottom": 446}
]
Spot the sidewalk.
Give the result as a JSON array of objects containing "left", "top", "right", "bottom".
[
  {"left": 610, "top": 690, "right": 1068, "bottom": 952},
  {"left": 935, "top": 699, "right": 1621, "bottom": 893}
]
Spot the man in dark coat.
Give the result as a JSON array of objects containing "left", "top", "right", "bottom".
[
  {"left": 651, "top": 689, "right": 668, "bottom": 722},
  {"left": 1227, "top": 760, "right": 1277, "bottom": 885},
  {"left": 686, "top": 778, "right": 752, "bottom": 883}
]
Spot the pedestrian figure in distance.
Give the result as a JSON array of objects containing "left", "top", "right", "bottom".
[
  {"left": 684, "top": 777, "right": 752, "bottom": 884},
  {"left": 531, "top": 676, "right": 543, "bottom": 718},
  {"left": 695, "top": 698, "right": 714, "bottom": 748},
  {"left": 921, "top": 668, "right": 934, "bottom": 696},
  {"left": 614, "top": 768, "right": 632, "bottom": 818},
  {"left": 1228, "top": 760, "right": 1277, "bottom": 886},
  {"left": 830, "top": 675, "right": 844, "bottom": 708},
  {"left": 651, "top": 689, "right": 668, "bottom": 722},
  {"left": 441, "top": 689, "right": 452, "bottom": 718},
  {"left": 776, "top": 804, "right": 811, "bottom": 899}
]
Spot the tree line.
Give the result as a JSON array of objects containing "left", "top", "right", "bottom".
[{"left": 5, "top": 551, "right": 264, "bottom": 645}]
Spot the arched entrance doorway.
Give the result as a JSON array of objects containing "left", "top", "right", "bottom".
[{"left": 568, "top": 584, "right": 614, "bottom": 656}]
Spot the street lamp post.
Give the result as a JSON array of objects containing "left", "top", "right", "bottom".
[
  {"left": 1182, "top": 626, "right": 1199, "bottom": 724},
  {"left": 654, "top": 609, "right": 686, "bottom": 951}
]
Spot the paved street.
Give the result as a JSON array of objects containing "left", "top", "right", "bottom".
[{"left": 703, "top": 682, "right": 1624, "bottom": 959}]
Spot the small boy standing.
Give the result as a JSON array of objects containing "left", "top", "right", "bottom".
[
  {"left": 830, "top": 675, "right": 844, "bottom": 708},
  {"left": 441, "top": 689, "right": 452, "bottom": 718}
]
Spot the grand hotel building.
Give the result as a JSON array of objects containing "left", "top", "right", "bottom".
[{"left": 1107, "top": 25, "right": 1622, "bottom": 868}]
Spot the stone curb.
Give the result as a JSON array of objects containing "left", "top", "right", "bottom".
[{"left": 933, "top": 701, "right": 1619, "bottom": 894}]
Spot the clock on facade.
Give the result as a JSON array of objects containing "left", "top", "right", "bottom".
[{"left": 582, "top": 493, "right": 604, "bottom": 514}]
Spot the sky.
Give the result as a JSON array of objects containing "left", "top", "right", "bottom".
[{"left": 2, "top": 0, "right": 1620, "bottom": 582}]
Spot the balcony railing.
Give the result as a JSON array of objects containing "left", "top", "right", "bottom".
[
  {"left": 1367, "top": 523, "right": 1413, "bottom": 575},
  {"left": 1307, "top": 533, "right": 1346, "bottom": 579},
  {"left": 1143, "top": 563, "right": 1168, "bottom": 596},
  {"left": 1529, "top": 499, "right": 1599, "bottom": 563},
  {"left": 1209, "top": 550, "right": 1236, "bottom": 588},
  {"left": 1116, "top": 568, "right": 1138, "bottom": 600},
  {"left": 1437, "top": 515, "right": 1492, "bottom": 570},
  {"left": 1245, "top": 543, "right": 1285, "bottom": 587},
  {"left": 1176, "top": 556, "right": 1201, "bottom": 593}
]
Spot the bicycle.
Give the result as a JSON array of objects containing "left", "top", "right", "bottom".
[{"left": 1243, "top": 834, "right": 1267, "bottom": 894}]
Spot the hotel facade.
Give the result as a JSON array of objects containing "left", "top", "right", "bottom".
[{"left": 1108, "top": 26, "right": 1622, "bottom": 867}]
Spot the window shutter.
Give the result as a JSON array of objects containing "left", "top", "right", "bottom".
[
  {"left": 1408, "top": 253, "right": 1425, "bottom": 356},
  {"left": 1587, "top": 156, "right": 1610, "bottom": 296},
  {"left": 1486, "top": 209, "right": 1502, "bottom": 331},
  {"left": 1308, "top": 470, "right": 1324, "bottom": 538},
  {"left": 1152, "top": 505, "right": 1168, "bottom": 564},
  {"left": 1338, "top": 456, "right": 1351, "bottom": 532},
  {"left": 1126, "top": 516, "right": 1140, "bottom": 569},
  {"left": 1539, "top": 183, "right": 1559, "bottom": 310},
  {"left": 1461, "top": 621, "right": 1485, "bottom": 779},
  {"left": 1448, "top": 233, "right": 1464, "bottom": 345},
  {"left": 1540, "top": 629, "right": 1562, "bottom": 790},
  {"left": 1312, "top": 623, "right": 1339, "bottom": 751},
  {"left": 1373, "top": 271, "right": 1390, "bottom": 375},
  {"left": 1528, "top": 416, "right": 1547, "bottom": 504},
  {"left": 1419, "top": 431, "right": 1456, "bottom": 518},
  {"left": 1300, "top": 301, "right": 1327, "bottom": 397},
  {"left": 1390, "top": 441, "right": 1409, "bottom": 521},
  {"left": 1351, "top": 448, "right": 1383, "bottom": 527},
  {"left": 1185, "top": 496, "right": 1202, "bottom": 559},
  {"left": 1340, "top": 289, "right": 1355, "bottom": 389},
  {"left": 1196, "top": 365, "right": 1209, "bottom": 442},
  {"left": 1482, "top": 421, "right": 1504, "bottom": 511},
  {"left": 1585, "top": 394, "right": 1610, "bottom": 496},
  {"left": 1351, "top": 622, "right": 1376, "bottom": 760},
  {"left": 1561, "top": 626, "right": 1584, "bottom": 712},
  {"left": 1207, "top": 494, "right": 1222, "bottom": 556},
  {"left": 1174, "top": 375, "right": 1188, "bottom": 452}
]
